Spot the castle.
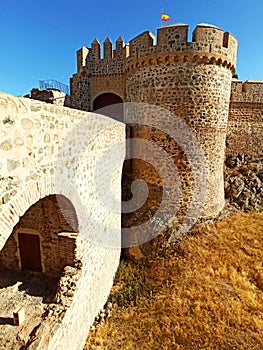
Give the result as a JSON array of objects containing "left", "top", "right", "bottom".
[
  {"left": 71, "top": 23, "right": 263, "bottom": 235},
  {"left": 0, "top": 23, "right": 262, "bottom": 349}
]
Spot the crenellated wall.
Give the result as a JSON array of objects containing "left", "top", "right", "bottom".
[
  {"left": 74, "top": 23, "right": 237, "bottom": 74},
  {"left": 70, "top": 22, "right": 263, "bottom": 224},
  {"left": 227, "top": 79, "right": 263, "bottom": 158},
  {"left": 70, "top": 23, "right": 237, "bottom": 112}
]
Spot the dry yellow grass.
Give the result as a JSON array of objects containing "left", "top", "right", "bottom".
[{"left": 85, "top": 212, "right": 263, "bottom": 350}]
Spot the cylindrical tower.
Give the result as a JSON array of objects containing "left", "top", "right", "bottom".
[{"left": 125, "top": 23, "right": 238, "bottom": 219}]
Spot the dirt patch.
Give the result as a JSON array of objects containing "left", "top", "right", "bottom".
[{"left": 0, "top": 270, "right": 58, "bottom": 350}]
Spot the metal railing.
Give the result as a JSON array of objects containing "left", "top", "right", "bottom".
[{"left": 39, "top": 80, "right": 70, "bottom": 95}]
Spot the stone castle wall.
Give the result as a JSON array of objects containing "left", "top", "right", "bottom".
[
  {"left": 227, "top": 80, "right": 263, "bottom": 158},
  {"left": 0, "top": 92, "right": 125, "bottom": 349},
  {"left": 71, "top": 23, "right": 239, "bottom": 220},
  {"left": 71, "top": 23, "right": 237, "bottom": 112},
  {"left": 70, "top": 23, "right": 263, "bottom": 225},
  {"left": 70, "top": 23, "right": 263, "bottom": 166},
  {"left": 125, "top": 51, "right": 234, "bottom": 218}
]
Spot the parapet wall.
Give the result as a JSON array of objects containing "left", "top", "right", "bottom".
[
  {"left": 71, "top": 23, "right": 238, "bottom": 111},
  {"left": 230, "top": 79, "right": 263, "bottom": 103},
  {"left": 76, "top": 23, "right": 238, "bottom": 75}
]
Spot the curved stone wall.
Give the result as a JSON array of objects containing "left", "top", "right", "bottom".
[
  {"left": 125, "top": 50, "right": 235, "bottom": 218},
  {"left": 71, "top": 23, "right": 238, "bottom": 220}
]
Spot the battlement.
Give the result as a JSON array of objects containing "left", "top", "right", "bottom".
[
  {"left": 76, "top": 23, "right": 238, "bottom": 75},
  {"left": 231, "top": 79, "right": 263, "bottom": 103}
]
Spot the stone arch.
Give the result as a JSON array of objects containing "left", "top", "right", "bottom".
[
  {"left": 93, "top": 92, "right": 124, "bottom": 122},
  {"left": 93, "top": 92, "right": 123, "bottom": 111},
  {"left": 0, "top": 178, "right": 80, "bottom": 251},
  {"left": 0, "top": 192, "right": 78, "bottom": 276}
]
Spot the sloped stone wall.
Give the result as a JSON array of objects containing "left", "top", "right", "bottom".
[{"left": 0, "top": 92, "right": 125, "bottom": 349}]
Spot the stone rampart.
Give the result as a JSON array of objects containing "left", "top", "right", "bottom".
[
  {"left": 76, "top": 23, "right": 237, "bottom": 74},
  {"left": 0, "top": 92, "right": 125, "bottom": 349},
  {"left": 124, "top": 24, "right": 238, "bottom": 219},
  {"left": 227, "top": 80, "right": 263, "bottom": 158},
  {"left": 71, "top": 23, "right": 237, "bottom": 112}
]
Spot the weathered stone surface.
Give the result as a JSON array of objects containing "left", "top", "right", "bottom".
[
  {"left": 227, "top": 80, "right": 263, "bottom": 159},
  {"left": 0, "top": 92, "right": 125, "bottom": 350},
  {"left": 225, "top": 154, "right": 263, "bottom": 211},
  {"left": 2, "top": 193, "right": 11, "bottom": 204},
  {"left": 14, "top": 137, "right": 24, "bottom": 147},
  {"left": 90, "top": 301, "right": 115, "bottom": 330},
  {"left": 0, "top": 139, "right": 12, "bottom": 150},
  {"left": 21, "top": 118, "right": 33, "bottom": 130},
  {"left": 7, "top": 159, "right": 20, "bottom": 171},
  {"left": 2, "top": 116, "right": 15, "bottom": 126},
  {"left": 27, "top": 88, "right": 69, "bottom": 107},
  {"left": 30, "top": 103, "right": 41, "bottom": 112}
]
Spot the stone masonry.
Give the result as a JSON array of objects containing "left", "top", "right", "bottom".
[
  {"left": 71, "top": 23, "right": 239, "bottom": 227},
  {"left": 0, "top": 22, "right": 263, "bottom": 350},
  {"left": 70, "top": 24, "right": 263, "bottom": 167},
  {"left": 227, "top": 79, "right": 263, "bottom": 158},
  {"left": 0, "top": 92, "right": 125, "bottom": 349}
]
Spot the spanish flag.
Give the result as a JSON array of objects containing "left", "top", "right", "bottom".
[{"left": 161, "top": 13, "right": 171, "bottom": 21}]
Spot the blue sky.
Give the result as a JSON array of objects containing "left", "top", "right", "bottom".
[{"left": 0, "top": 0, "right": 262, "bottom": 96}]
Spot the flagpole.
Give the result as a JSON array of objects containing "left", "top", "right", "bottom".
[{"left": 161, "top": 5, "right": 163, "bottom": 28}]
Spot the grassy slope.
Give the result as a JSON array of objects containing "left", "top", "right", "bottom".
[{"left": 85, "top": 212, "right": 263, "bottom": 350}]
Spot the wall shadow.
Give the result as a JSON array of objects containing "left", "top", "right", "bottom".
[{"left": 0, "top": 317, "right": 14, "bottom": 325}]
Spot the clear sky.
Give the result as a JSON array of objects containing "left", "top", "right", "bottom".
[{"left": 0, "top": 0, "right": 262, "bottom": 96}]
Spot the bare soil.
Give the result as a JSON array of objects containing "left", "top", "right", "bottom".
[{"left": 0, "top": 270, "right": 57, "bottom": 350}]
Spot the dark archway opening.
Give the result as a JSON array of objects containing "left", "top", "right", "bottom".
[
  {"left": 0, "top": 194, "right": 78, "bottom": 276},
  {"left": 93, "top": 93, "right": 124, "bottom": 122}
]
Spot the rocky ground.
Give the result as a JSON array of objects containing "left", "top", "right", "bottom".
[
  {"left": 224, "top": 154, "right": 263, "bottom": 212},
  {"left": 0, "top": 265, "right": 80, "bottom": 350},
  {"left": 0, "top": 269, "right": 58, "bottom": 350}
]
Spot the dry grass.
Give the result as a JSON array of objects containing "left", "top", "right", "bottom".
[{"left": 85, "top": 212, "right": 263, "bottom": 350}]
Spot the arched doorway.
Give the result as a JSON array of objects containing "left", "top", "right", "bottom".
[
  {"left": 93, "top": 93, "right": 124, "bottom": 122},
  {"left": 0, "top": 194, "right": 78, "bottom": 277}
]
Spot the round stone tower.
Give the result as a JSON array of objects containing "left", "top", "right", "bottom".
[
  {"left": 124, "top": 23, "right": 238, "bottom": 219},
  {"left": 71, "top": 23, "right": 238, "bottom": 233}
]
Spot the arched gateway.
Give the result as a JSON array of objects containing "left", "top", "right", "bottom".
[{"left": 93, "top": 93, "right": 124, "bottom": 121}]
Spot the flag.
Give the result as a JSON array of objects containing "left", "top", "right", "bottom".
[{"left": 161, "top": 13, "right": 171, "bottom": 21}]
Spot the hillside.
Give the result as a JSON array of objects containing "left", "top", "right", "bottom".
[{"left": 85, "top": 212, "right": 263, "bottom": 350}]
